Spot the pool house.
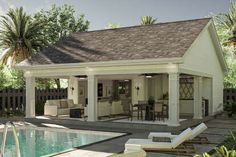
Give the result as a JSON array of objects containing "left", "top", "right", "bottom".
[{"left": 16, "top": 18, "right": 227, "bottom": 127}]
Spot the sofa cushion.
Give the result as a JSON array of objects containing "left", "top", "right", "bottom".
[
  {"left": 60, "top": 100, "right": 68, "bottom": 108},
  {"left": 47, "top": 100, "right": 60, "bottom": 106},
  {"left": 68, "top": 99, "right": 75, "bottom": 108},
  {"left": 58, "top": 108, "right": 69, "bottom": 115}
]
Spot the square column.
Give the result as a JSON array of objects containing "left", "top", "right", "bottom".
[
  {"left": 68, "top": 76, "right": 79, "bottom": 104},
  {"left": 87, "top": 75, "right": 98, "bottom": 121},
  {"left": 168, "top": 72, "right": 180, "bottom": 126},
  {"left": 193, "top": 76, "right": 203, "bottom": 119},
  {"left": 25, "top": 76, "right": 35, "bottom": 118}
]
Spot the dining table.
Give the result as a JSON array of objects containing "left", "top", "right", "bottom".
[{"left": 133, "top": 103, "right": 153, "bottom": 120}]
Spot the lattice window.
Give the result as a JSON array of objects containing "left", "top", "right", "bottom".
[{"left": 179, "top": 78, "right": 193, "bottom": 100}]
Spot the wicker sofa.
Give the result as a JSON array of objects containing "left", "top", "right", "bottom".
[{"left": 44, "top": 99, "right": 84, "bottom": 116}]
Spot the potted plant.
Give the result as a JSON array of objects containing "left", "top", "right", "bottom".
[
  {"left": 146, "top": 96, "right": 155, "bottom": 120},
  {"left": 162, "top": 92, "right": 168, "bottom": 100},
  {"left": 148, "top": 96, "right": 155, "bottom": 106}
]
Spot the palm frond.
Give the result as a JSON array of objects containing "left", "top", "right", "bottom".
[{"left": 0, "top": 7, "right": 46, "bottom": 65}]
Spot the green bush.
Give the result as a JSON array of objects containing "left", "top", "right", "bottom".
[
  {"left": 195, "top": 131, "right": 236, "bottom": 157},
  {"left": 195, "top": 145, "right": 236, "bottom": 157},
  {"left": 223, "top": 131, "right": 236, "bottom": 150},
  {"left": 224, "top": 101, "right": 236, "bottom": 117}
]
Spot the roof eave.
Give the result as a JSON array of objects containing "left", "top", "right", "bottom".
[
  {"left": 208, "top": 20, "right": 228, "bottom": 74},
  {"left": 14, "top": 57, "right": 184, "bottom": 71}
]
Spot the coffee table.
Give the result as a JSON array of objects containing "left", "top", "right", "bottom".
[{"left": 70, "top": 108, "right": 84, "bottom": 118}]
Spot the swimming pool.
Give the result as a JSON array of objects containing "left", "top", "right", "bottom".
[{"left": 0, "top": 126, "right": 125, "bottom": 157}]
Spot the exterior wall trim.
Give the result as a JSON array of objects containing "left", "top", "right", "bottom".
[
  {"left": 24, "top": 63, "right": 180, "bottom": 78},
  {"left": 15, "top": 57, "right": 183, "bottom": 70}
]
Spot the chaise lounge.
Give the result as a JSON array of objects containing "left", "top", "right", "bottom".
[
  {"left": 148, "top": 123, "right": 208, "bottom": 144},
  {"left": 125, "top": 128, "right": 194, "bottom": 153}
]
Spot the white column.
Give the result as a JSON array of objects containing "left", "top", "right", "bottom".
[
  {"left": 25, "top": 76, "right": 35, "bottom": 118},
  {"left": 87, "top": 75, "right": 97, "bottom": 121},
  {"left": 168, "top": 72, "right": 180, "bottom": 126},
  {"left": 68, "top": 77, "right": 79, "bottom": 104},
  {"left": 193, "top": 76, "right": 203, "bottom": 119}
]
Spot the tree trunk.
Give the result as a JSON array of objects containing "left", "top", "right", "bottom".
[{"left": 54, "top": 79, "right": 61, "bottom": 89}]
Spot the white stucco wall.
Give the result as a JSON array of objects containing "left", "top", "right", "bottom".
[
  {"left": 180, "top": 27, "right": 224, "bottom": 114},
  {"left": 132, "top": 76, "right": 147, "bottom": 104},
  {"left": 147, "top": 76, "right": 163, "bottom": 100},
  {"left": 68, "top": 77, "right": 79, "bottom": 104},
  {"left": 147, "top": 75, "right": 194, "bottom": 115},
  {"left": 78, "top": 80, "right": 87, "bottom": 105},
  {"left": 179, "top": 100, "right": 193, "bottom": 115},
  {"left": 98, "top": 80, "right": 113, "bottom": 98}
]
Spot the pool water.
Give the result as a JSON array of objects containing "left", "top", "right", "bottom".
[{"left": 0, "top": 127, "right": 124, "bottom": 157}]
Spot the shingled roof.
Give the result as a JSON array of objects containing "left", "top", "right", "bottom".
[{"left": 18, "top": 18, "right": 211, "bottom": 66}]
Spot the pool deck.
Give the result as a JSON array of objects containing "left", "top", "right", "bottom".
[{"left": 0, "top": 115, "right": 234, "bottom": 157}]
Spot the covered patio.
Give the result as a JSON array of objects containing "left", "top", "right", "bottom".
[
  {"left": 16, "top": 18, "right": 226, "bottom": 127},
  {"left": 22, "top": 62, "right": 213, "bottom": 126}
]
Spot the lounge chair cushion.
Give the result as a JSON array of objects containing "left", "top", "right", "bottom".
[
  {"left": 125, "top": 139, "right": 172, "bottom": 149},
  {"left": 190, "top": 123, "right": 207, "bottom": 140},
  {"left": 171, "top": 128, "right": 192, "bottom": 148},
  {"left": 152, "top": 137, "right": 171, "bottom": 142},
  {"left": 148, "top": 132, "right": 176, "bottom": 139}
]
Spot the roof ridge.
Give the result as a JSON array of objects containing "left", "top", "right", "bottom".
[{"left": 76, "top": 17, "right": 211, "bottom": 34}]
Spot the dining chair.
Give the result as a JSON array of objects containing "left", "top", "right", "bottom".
[
  {"left": 129, "top": 103, "right": 139, "bottom": 121},
  {"left": 162, "top": 104, "right": 168, "bottom": 121},
  {"left": 151, "top": 102, "right": 163, "bottom": 121},
  {"left": 138, "top": 100, "right": 147, "bottom": 120}
]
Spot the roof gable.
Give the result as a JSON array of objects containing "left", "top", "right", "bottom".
[{"left": 18, "top": 18, "right": 211, "bottom": 66}]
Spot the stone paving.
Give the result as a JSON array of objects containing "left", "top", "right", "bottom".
[{"left": 0, "top": 115, "right": 235, "bottom": 157}]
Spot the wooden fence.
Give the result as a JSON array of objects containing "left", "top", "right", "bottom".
[
  {"left": 224, "top": 88, "right": 236, "bottom": 103},
  {"left": 0, "top": 88, "right": 67, "bottom": 112}
]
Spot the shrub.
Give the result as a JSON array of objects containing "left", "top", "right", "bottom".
[
  {"left": 223, "top": 131, "right": 236, "bottom": 150},
  {"left": 195, "top": 145, "right": 236, "bottom": 157},
  {"left": 224, "top": 101, "right": 236, "bottom": 117}
]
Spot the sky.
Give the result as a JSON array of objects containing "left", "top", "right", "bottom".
[{"left": 0, "top": 0, "right": 230, "bottom": 30}]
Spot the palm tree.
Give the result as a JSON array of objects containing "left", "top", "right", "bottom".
[
  {"left": 0, "top": 7, "right": 46, "bottom": 65},
  {"left": 140, "top": 16, "right": 157, "bottom": 25},
  {"left": 214, "top": 0, "right": 236, "bottom": 46}
]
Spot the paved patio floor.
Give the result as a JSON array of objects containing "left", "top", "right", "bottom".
[{"left": 0, "top": 115, "right": 234, "bottom": 157}]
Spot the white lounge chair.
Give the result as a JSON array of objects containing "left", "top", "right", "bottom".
[
  {"left": 148, "top": 123, "right": 208, "bottom": 144},
  {"left": 125, "top": 128, "right": 194, "bottom": 153}
]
